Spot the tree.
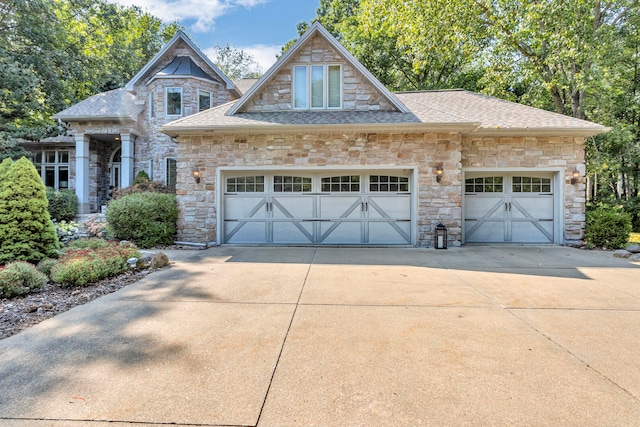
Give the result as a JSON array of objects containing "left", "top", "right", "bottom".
[
  {"left": 0, "top": 157, "right": 60, "bottom": 264},
  {"left": 210, "top": 44, "right": 262, "bottom": 79}
]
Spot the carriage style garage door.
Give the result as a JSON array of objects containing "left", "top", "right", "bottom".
[
  {"left": 464, "top": 172, "right": 556, "bottom": 243},
  {"left": 222, "top": 170, "right": 412, "bottom": 245}
]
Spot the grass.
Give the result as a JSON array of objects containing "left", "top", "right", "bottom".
[{"left": 629, "top": 232, "right": 640, "bottom": 244}]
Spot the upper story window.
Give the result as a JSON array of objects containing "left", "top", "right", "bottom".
[
  {"left": 166, "top": 87, "right": 182, "bottom": 116},
  {"left": 293, "top": 64, "right": 341, "bottom": 110},
  {"left": 198, "top": 90, "right": 212, "bottom": 112},
  {"left": 148, "top": 93, "right": 155, "bottom": 119}
]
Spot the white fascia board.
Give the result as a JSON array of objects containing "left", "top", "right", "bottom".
[{"left": 467, "top": 126, "right": 611, "bottom": 138}]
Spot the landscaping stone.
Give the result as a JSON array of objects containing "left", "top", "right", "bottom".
[
  {"left": 625, "top": 244, "right": 640, "bottom": 253},
  {"left": 613, "top": 250, "right": 632, "bottom": 258},
  {"left": 150, "top": 252, "right": 170, "bottom": 269},
  {"left": 630, "top": 253, "right": 640, "bottom": 262}
]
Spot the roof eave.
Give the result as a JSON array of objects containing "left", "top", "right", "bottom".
[
  {"left": 467, "top": 126, "right": 611, "bottom": 138},
  {"left": 53, "top": 115, "right": 138, "bottom": 123},
  {"left": 160, "top": 121, "right": 481, "bottom": 137}
]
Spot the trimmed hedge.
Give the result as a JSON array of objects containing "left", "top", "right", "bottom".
[
  {"left": 106, "top": 192, "right": 178, "bottom": 248},
  {"left": 585, "top": 206, "right": 632, "bottom": 249},
  {"left": 46, "top": 188, "right": 78, "bottom": 222},
  {"left": 0, "top": 261, "right": 48, "bottom": 298}
]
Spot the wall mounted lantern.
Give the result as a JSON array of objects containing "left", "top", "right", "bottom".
[
  {"left": 571, "top": 169, "right": 580, "bottom": 185},
  {"left": 434, "top": 223, "right": 448, "bottom": 249},
  {"left": 192, "top": 166, "right": 201, "bottom": 184},
  {"left": 435, "top": 165, "right": 444, "bottom": 183}
]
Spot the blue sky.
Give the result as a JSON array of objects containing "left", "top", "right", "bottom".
[{"left": 107, "top": 0, "right": 320, "bottom": 73}]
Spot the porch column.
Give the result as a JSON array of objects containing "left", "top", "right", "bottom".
[
  {"left": 75, "top": 134, "right": 90, "bottom": 214},
  {"left": 121, "top": 133, "right": 135, "bottom": 188}
]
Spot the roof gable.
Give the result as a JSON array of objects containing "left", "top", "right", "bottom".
[
  {"left": 227, "top": 22, "right": 409, "bottom": 115},
  {"left": 124, "top": 31, "right": 239, "bottom": 97}
]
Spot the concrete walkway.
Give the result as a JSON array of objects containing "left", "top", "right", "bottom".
[{"left": 1, "top": 246, "right": 639, "bottom": 426}]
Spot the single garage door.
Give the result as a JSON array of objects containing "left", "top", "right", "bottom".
[
  {"left": 223, "top": 170, "right": 412, "bottom": 245},
  {"left": 464, "top": 172, "right": 555, "bottom": 243}
]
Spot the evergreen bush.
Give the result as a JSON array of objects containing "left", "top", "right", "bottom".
[
  {"left": 50, "top": 241, "right": 140, "bottom": 287},
  {"left": 106, "top": 192, "right": 178, "bottom": 248},
  {"left": 585, "top": 206, "right": 632, "bottom": 249},
  {"left": 0, "top": 261, "right": 48, "bottom": 298},
  {"left": 46, "top": 188, "right": 78, "bottom": 222},
  {"left": 132, "top": 170, "right": 150, "bottom": 185},
  {"left": 0, "top": 157, "right": 60, "bottom": 264}
]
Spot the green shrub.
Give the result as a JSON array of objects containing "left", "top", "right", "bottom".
[
  {"left": 0, "top": 157, "right": 60, "bottom": 264},
  {"left": 46, "top": 188, "right": 78, "bottom": 222},
  {"left": 620, "top": 197, "right": 640, "bottom": 232},
  {"left": 585, "top": 206, "right": 632, "bottom": 249},
  {"left": 106, "top": 192, "right": 178, "bottom": 248},
  {"left": 50, "top": 242, "right": 140, "bottom": 287},
  {"left": 0, "top": 261, "right": 48, "bottom": 298},
  {"left": 36, "top": 258, "right": 58, "bottom": 276},
  {"left": 111, "top": 180, "right": 174, "bottom": 199},
  {"left": 132, "top": 170, "right": 150, "bottom": 185},
  {"left": 65, "top": 237, "right": 110, "bottom": 250}
]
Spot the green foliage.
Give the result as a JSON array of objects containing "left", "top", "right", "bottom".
[
  {"left": 0, "top": 261, "right": 48, "bottom": 298},
  {"left": 132, "top": 170, "right": 150, "bottom": 185},
  {"left": 46, "top": 188, "right": 78, "bottom": 222},
  {"left": 66, "top": 238, "right": 109, "bottom": 250},
  {"left": 50, "top": 241, "right": 140, "bottom": 287},
  {"left": 585, "top": 206, "right": 632, "bottom": 249},
  {"left": 36, "top": 258, "right": 58, "bottom": 276},
  {"left": 111, "top": 180, "right": 174, "bottom": 199},
  {"left": 211, "top": 44, "right": 262, "bottom": 79},
  {"left": 54, "top": 220, "right": 79, "bottom": 244},
  {"left": 0, "top": 133, "right": 31, "bottom": 161},
  {"left": 82, "top": 215, "right": 108, "bottom": 237},
  {"left": 0, "top": 157, "right": 60, "bottom": 264},
  {"left": 620, "top": 197, "right": 640, "bottom": 231},
  {"left": 106, "top": 192, "right": 178, "bottom": 248}
]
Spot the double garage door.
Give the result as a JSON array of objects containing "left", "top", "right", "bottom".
[
  {"left": 464, "top": 172, "right": 557, "bottom": 244},
  {"left": 222, "top": 170, "right": 412, "bottom": 245}
]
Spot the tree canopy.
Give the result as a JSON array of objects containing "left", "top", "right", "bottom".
[{"left": 210, "top": 44, "right": 262, "bottom": 80}]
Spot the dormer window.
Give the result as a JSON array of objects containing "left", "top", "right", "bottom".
[
  {"left": 198, "top": 90, "right": 212, "bottom": 112},
  {"left": 166, "top": 87, "right": 182, "bottom": 116},
  {"left": 293, "top": 64, "right": 341, "bottom": 110}
]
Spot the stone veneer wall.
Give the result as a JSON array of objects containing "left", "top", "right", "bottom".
[
  {"left": 461, "top": 135, "right": 586, "bottom": 243},
  {"left": 242, "top": 34, "right": 395, "bottom": 112},
  {"left": 175, "top": 131, "right": 462, "bottom": 246}
]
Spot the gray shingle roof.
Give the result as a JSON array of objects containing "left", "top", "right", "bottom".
[
  {"left": 161, "top": 89, "right": 607, "bottom": 137},
  {"left": 396, "top": 90, "right": 607, "bottom": 134},
  {"left": 53, "top": 88, "right": 140, "bottom": 121}
]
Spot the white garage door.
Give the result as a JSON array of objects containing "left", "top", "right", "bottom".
[
  {"left": 464, "top": 172, "right": 555, "bottom": 243},
  {"left": 223, "top": 171, "right": 412, "bottom": 245}
]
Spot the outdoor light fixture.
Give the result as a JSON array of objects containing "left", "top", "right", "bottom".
[
  {"left": 571, "top": 169, "right": 580, "bottom": 185},
  {"left": 435, "top": 165, "right": 444, "bottom": 183},
  {"left": 192, "top": 166, "right": 201, "bottom": 184},
  {"left": 434, "top": 223, "right": 448, "bottom": 249}
]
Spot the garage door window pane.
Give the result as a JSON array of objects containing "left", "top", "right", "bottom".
[
  {"left": 513, "top": 177, "right": 551, "bottom": 193},
  {"left": 274, "top": 176, "right": 312, "bottom": 192},
  {"left": 370, "top": 175, "right": 409, "bottom": 192},
  {"left": 227, "top": 176, "right": 265, "bottom": 192},
  {"left": 321, "top": 175, "right": 360, "bottom": 192},
  {"left": 465, "top": 177, "right": 503, "bottom": 193}
]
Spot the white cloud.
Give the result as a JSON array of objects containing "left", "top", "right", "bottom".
[
  {"left": 107, "top": 0, "right": 269, "bottom": 33},
  {"left": 240, "top": 44, "right": 282, "bottom": 73}
]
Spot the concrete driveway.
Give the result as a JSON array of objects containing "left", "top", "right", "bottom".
[{"left": 1, "top": 246, "right": 639, "bottom": 426}]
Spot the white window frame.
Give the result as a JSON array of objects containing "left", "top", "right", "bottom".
[
  {"left": 293, "top": 64, "right": 342, "bottom": 110},
  {"left": 34, "top": 150, "right": 70, "bottom": 190},
  {"left": 198, "top": 90, "right": 212, "bottom": 112},
  {"left": 165, "top": 87, "right": 182, "bottom": 116},
  {"left": 165, "top": 157, "right": 177, "bottom": 190}
]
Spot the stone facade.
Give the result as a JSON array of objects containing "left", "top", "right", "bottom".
[
  {"left": 241, "top": 34, "right": 395, "bottom": 112},
  {"left": 173, "top": 132, "right": 586, "bottom": 246}
]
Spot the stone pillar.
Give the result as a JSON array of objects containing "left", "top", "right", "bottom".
[
  {"left": 121, "top": 133, "right": 135, "bottom": 188},
  {"left": 75, "top": 134, "right": 90, "bottom": 214}
]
